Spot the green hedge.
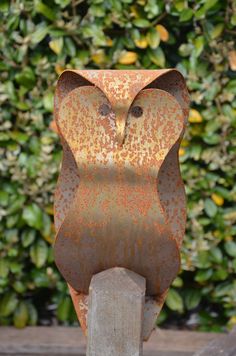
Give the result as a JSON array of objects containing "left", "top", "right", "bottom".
[{"left": 0, "top": 0, "right": 236, "bottom": 331}]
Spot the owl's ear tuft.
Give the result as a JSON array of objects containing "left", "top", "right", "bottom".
[
  {"left": 145, "top": 69, "right": 190, "bottom": 124},
  {"left": 54, "top": 70, "right": 94, "bottom": 124}
]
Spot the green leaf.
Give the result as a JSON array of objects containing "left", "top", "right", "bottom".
[
  {"left": 208, "top": 23, "right": 224, "bottom": 39},
  {"left": 204, "top": 198, "right": 217, "bottom": 217},
  {"left": 21, "top": 229, "right": 36, "bottom": 248},
  {"left": 133, "top": 19, "right": 150, "bottom": 28},
  {"left": 10, "top": 261, "right": 22, "bottom": 274},
  {"left": 179, "top": 44, "right": 193, "bottom": 57},
  {"left": 226, "top": 80, "right": 236, "bottom": 94},
  {"left": 147, "top": 28, "right": 160, "bottom": 49},
  {"left": 180, "top": 8, "right": 193, "bottom": 22},
  {"left": 65, "top": 37, "right": 76, "bottom": 57},
  {"left": 49, "top": 37, "right": 64, "bottom": 55},
  {"left": 0, "top": 190, "right": 9, "bottom": 207},
  {"left": 166, "top": 288, "right": 184, "bottom": 313},
  {"left": 196, "top": 251, "right": 211, "bottom": 269},
  {"left": 13, "top": 301, "right": 29, "bottom": 328},
  {"left": 27, "top": 303, "right": 38, "bottom": 326},
  {"left": 203, "top": 133, "right": 221, "bottom": 145},
  {"left": 195, "top": 6, "right": 207, "bottom": 19},
  {"left": 54, "top": 0, "right": 71, "bottom": 8},
  {"left": 22, "top": 204, "right": 44, "bottom": 230},
  {"left": 205, "top": 119, "right": 221, "bottom": 134},
  {"left": 144, "top": 0, "right": 160, "bottom": 19},
  {"left": 209, "top": 247, "right": 223, "bottom": 263},
  {"left": 29, "top": 136, "right": 41, "bottom": 154},
  {"left": 15, "top": 67, "right": 36, "bottom": 90},
  {"left": 196, "top": 0, "right": 219, "bottom": 18},
  {"left": 213, "top": 282, "right": 231, "bottom": 298},
  {"left": 13, "top": 281, "right": 26, "bottom": 294},
  {"left": 204, "top": 0, "right": 218, "bottom": 10},
  {"left": 43, "top": 92, "right": 54, "bottom": 112},
  {"left": 5, "top": 214, "right": 17, "bottom": 228},
  {"left": 232, "top": 259, "right": 236, "bottom": 272},
  {"left": 30, "top": 240, "right": 48, "bottom": 268},
  {"left": 224, "top": 241, "right": 236, "bottom": 258},
  {"left": 0, "top": 132, "right": 10, "bottom": 141},
  {"left": 35, "top": 1, "right": 57, "bottom": 21},
  {"left": 0, "top": 0, "right": 9, "bottom": 12},
  {"left": 185, "top": 289, "right": 201, "bottom": 310},
  {"left": 174, "top": 1, "right": 186, "bottom": 11},
  {"left": 9, "top": 131, "right": 28, "bottom": 144},
  {"left": 231, "top": 14, "right": 236, "bottom": 26},
  {"left": 89, "top": 4, "right": 106, "bottom": 17},
  {"left": 30, "top": 24, "right": 49, "bottom": 44},
  {"left": 7, "top": 196, "right": 26, "bottom": 214},
  {"left": 0, "top": 259, "right": 9, "bottom": 278},
  {"left": 0, "top": 293, "right": 18, "bottom": 317},
  {"left": 147, "top": 47, "right": 165, "bottom": 67},
  {"left": 189, "top": 144, "right": 202, "bottom": 160},
  {"left": 212, "top": 268, "right": 228, "bottom": 281},
  {"left": 57, "top": 296, "right": 72, "bottom": 321},
  {"left": 195, "top": 269, "right": 213, "bottom": 282},
  {"left": 41, "top": 213, "right": 52, "bottom": 238},
  {"left": 172, "top": 276, "right": 183, "bottom": 288},
  {"left": 30, "top": 269, "right": 50, "bottom": 287},
  {"left": 193, "top": 36, "right": 205, "bottom": 57}
]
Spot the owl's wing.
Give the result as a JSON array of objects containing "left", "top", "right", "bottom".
[
  {"left": 145, "top": 70, "right": 189, "bottom": 247},
  {"left": 54, "top": 139, "right": 79, "bottom": 232},
  {"left": 54, "top": 151, "right": 88, "bottom": 331},
  {"left": 53, "top": 74, "right": 96, "bottom": 335},
  {"left": 158, "top": 141, "right": 186, "bottom": 248}
]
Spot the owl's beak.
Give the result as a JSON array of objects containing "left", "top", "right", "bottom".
[{"left": 115, "top": 108, "right": 127, "bottom": 147}]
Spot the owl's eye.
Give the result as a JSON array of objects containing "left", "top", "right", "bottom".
[
  {"left": 99, "top": 103, "right": 111, "bottom": 116},
  {"left": 130, "top": 105, "right": 143, "bottom": 118}
]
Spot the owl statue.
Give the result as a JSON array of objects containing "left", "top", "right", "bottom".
[{"left": 53, "top": 69, "right": 189, "bottom": 339}]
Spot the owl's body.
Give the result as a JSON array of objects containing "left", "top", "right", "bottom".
[{"left": 54, "top": 70, "right": 189, "bottom": 335}]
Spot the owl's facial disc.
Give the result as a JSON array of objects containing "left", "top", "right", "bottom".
[{"left": 125, "top": 88, "right": 185, "bottom": 161}]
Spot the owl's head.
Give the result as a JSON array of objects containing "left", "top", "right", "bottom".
[{"left": 55, "top": 70, "right": 189, "bottom": 174}]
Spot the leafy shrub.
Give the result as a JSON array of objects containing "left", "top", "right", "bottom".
[{"left": 0, "top": 0, "right": 235, "bottom": 331}]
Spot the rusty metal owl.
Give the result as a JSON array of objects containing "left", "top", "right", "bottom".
[{"left": 53, "top": 70, "right": 189, "bottom": 338}]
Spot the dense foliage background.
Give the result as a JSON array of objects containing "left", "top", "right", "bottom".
[{"left": 0, "top": 0, "right": 235, "bottom": 331}]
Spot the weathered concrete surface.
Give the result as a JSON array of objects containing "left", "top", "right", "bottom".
[
  {"left": 87, "top": 268, "right": 145, "bottom": 356},
  {"left": 0, "top": 326, "right": 223, "bottom": 356}
]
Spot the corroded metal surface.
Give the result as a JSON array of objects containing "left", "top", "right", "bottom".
[{"left": 53, "top": 70, "right": 189, "bottom": 338}]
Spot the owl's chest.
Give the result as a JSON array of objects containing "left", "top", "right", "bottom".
[
  {"left": 54, "top": 148, "right": 180, "bottom": 296},
  {"left": 55, "top": 173, "right": 178, "bottom": 295},
  {"left": 65, "top": 171, "right": 167, "bottom": 240}
]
